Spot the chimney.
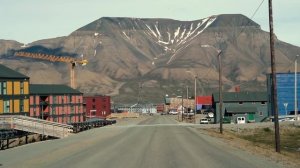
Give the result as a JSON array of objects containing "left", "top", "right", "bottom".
[{"left": 235, "top": 85, "right": 241, "bottom": 92}]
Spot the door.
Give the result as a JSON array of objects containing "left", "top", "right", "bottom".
[{"left": 248, "top": 113, "right": 255, "bottom": 122}]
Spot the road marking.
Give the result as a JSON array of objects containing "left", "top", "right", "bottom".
[{"left": 103, "top": 123, "right": 206, "bottom": 128}]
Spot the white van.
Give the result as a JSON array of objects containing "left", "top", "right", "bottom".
[{"left": 237, "top": 117, "right": 246, "bottom": 124}]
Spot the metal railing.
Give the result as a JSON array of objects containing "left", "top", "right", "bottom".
[{"left": 0, "top": 115, "right": 73, "bottom": 138}]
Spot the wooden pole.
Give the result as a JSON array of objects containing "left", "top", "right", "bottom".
[{"left": 269, "top": 0, "right": 281, "bottom": 153}]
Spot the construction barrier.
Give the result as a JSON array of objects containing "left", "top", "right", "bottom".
[{"left": 108, "top": 112, "right": 139, "bottom": 119}]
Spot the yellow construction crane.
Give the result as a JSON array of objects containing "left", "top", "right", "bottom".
[{"left": 14, "top": 51, "right": 88, "bottom": 89}]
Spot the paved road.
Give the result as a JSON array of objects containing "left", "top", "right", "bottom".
[{"left": 0, "top": 115, "right": 284, "bottom": 168}]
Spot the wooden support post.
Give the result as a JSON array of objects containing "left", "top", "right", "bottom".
[{"left": 6, "top": 139, "right": 9, "bottom": 149}]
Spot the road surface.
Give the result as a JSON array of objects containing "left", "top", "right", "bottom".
[{"left": 0, "top": 115, "right": 284, "bottom": 168}]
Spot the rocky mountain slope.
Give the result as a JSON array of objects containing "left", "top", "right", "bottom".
[{"left": 1, "top": 14, "right": 300, "bottom": 104}]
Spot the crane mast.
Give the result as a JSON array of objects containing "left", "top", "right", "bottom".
[{"left": 14, "top": 51, "right": 88, "bottom": 89}]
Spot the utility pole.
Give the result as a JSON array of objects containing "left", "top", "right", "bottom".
[
  {"left": 218, "top": 51, "right": 223, "bottom": 134},
  {"left": 295, "top": 55, "right": 299, "bottom": 120},
  {"left": 186, "top": 85, "right": 189, "bottom": 100},
  {"left": 269, "top": 0, "right": 280, "bottom": 153},
  {"left": 181, "top": 88, "right": 184, "bottom": 122},
  {"left": 200, "top": 45, "right": 222, "bottom": 133},
  {"left": 194, "top": 75, "right": 197, "bottom": 124}
]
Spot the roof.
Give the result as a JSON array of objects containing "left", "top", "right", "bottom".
[
  {"left": 30, "top": 84, "right": 82, "bottom": 95},
  {"left": 196, "top": 96, "right": 212, "bottom": 105},
  {"left": 0, "top": 64, "right": 29, "bottom": 79},
  {"left": 225, "top": 106, "right": 257, "bottom": 113},
  {"left": 212, "top": 92, "right": 267, "bottom": 102}
]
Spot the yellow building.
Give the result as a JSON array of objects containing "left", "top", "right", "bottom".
[{"left": 0, "top": 64, "right": 30, "bottom": 115}]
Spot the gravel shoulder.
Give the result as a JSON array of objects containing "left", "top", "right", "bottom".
[{"left": 201, "top": 123, "right": 300, "bottom": 168}]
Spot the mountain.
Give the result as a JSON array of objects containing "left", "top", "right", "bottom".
[{"left": 1, "top": 14, "right": 300, "bottom": 104}]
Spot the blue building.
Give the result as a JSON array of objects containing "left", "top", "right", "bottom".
[{"left": 267, "top": 73, "right": 300, "bottom": 116}]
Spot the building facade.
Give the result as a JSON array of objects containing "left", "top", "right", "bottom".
[
  {"left": 0, "top": 64, "right": 30, "bottom": 115},
  {"left": 212, "top": 92, "right": 268, "bottom": 123},
  {"left": 267, "top": 73, "right": 300, "bottom": 116},
  {"left": 84, "top": 95, "right": 111, "bottom": 119},
  {"left": 29, "top": 84, "right": 83, "bottom": 123},
  {"left": 196, "top": 96, "right": 212, "bottom": 112},
  {"left": 164, "top": 97, "right": 194, "bottom": 113}
]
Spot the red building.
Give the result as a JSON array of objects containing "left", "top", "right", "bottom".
[
  {"left": 83, "top": 95, "right": 111, "bottom": 119},
  {"left": 29, "top": 84, "right": 84, "bottom": 124},
  {"left": 196, "top": 96, "right": 212, "bottom": 111},
  {"left": 156, "top": 104, "right": 164, "bottom": 113}
]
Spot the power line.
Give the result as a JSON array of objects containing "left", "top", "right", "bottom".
[
  {"left": 235, "top": 0, "right": 266, "bottom": 40},
  {"left": 233, "top": 0, "right": 266, "bottom": 86}
]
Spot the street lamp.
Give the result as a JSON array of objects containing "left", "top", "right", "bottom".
[
  {"left": 283, "top": 103, "right": 288, "bottom": 116},
  {"left": 177, "top": 89, "right": 184, "bottom": 121},
  {"left": 201, "top": 44, "right": 223, "bottom": 133},
  {"left": 186, "top": 71, "right": 197, "bottom": 124},
  {"left": 181, "top": 89, "right": 184, "bottom": 121},
  {"left": 295, "top": 55, "right": 299, "bottom": 120}
]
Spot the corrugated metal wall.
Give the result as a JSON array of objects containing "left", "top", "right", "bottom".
[{"left": 267, "top": 73, "right": 300, "bottom": 116}]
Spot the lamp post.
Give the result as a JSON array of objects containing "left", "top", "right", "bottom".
[
  {"left": 283, "top": 103, "right": 288, "bottom": 116},
  {"left": 176, "top": 89, "right": 184, "bottom": 121},
  {"left": 295, "top": 55, "right": 299, "bottom": 120},
  {"left": 186, "top": 71, "right": 197, "bottom": 124},
  {"left": 201, "top": 45, "right": 223, "bottom": 133},
  {"left": 181, "top": 90, "right": 184, "bottom": 121},
  {"left": 194, "top": 76, "right": 197, "bottom": 124}
]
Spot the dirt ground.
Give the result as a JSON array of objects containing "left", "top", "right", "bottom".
[{"left": 201, "top": 124, "right": 300, "bottom": 168}]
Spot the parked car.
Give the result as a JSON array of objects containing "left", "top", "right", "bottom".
[
  {"left": 200, "top": 118, "right": 209, "bottom": 124},
  {"left": 169, "top": 111, "right": 178, "bottom": 115},
  {"left": 160, "top": 112, "right": 168, "bottom": 115}
]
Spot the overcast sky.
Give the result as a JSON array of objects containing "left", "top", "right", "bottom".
[{"left": 0, "top": 0, "right": 299, "bottom": 46}]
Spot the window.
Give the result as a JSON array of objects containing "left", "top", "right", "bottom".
[
  {"left": 259, "top": 111, "right": 263, "bottom": 116},
  {"left": 51, "top": 106, "right": 56, "bottom": 115},
  {"left": 261, "top": 101, "right": 266, "bottom": 105},
  {"left": 53, "top": 96, "right": 57, "bottom": 104},
  {"left": 20, "top": 99, "right": 24, "bottom": 112},
  {"left": 92, "top": 98, "right": 96, "bottom": 102},
  {"left": 0, "top": 82, "right": 2, "bottom": 95},
  {"left": 69, "top": 95, "right": 72, "bottom": 103},
  {"left": 3, "top": 82, "right": 7, "bottom": 95},
  {"left": 20, "top": 81, "right": 24, "bottom": 94},
  {"left": 4, "top": 100, "right": 10, "bottom": 113},
  {"left": 69, "top": 116, "right": 72, "bottom": 123},
  {"left": 71, "top": 106, "right": 74, "bottom": 114},
  {"left": 92, "top": 105, "right": 96, "bottom": 109}
]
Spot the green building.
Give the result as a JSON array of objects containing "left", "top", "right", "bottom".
[{"left": 212, "top": 92, "right": 268, "bottom": 124}]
